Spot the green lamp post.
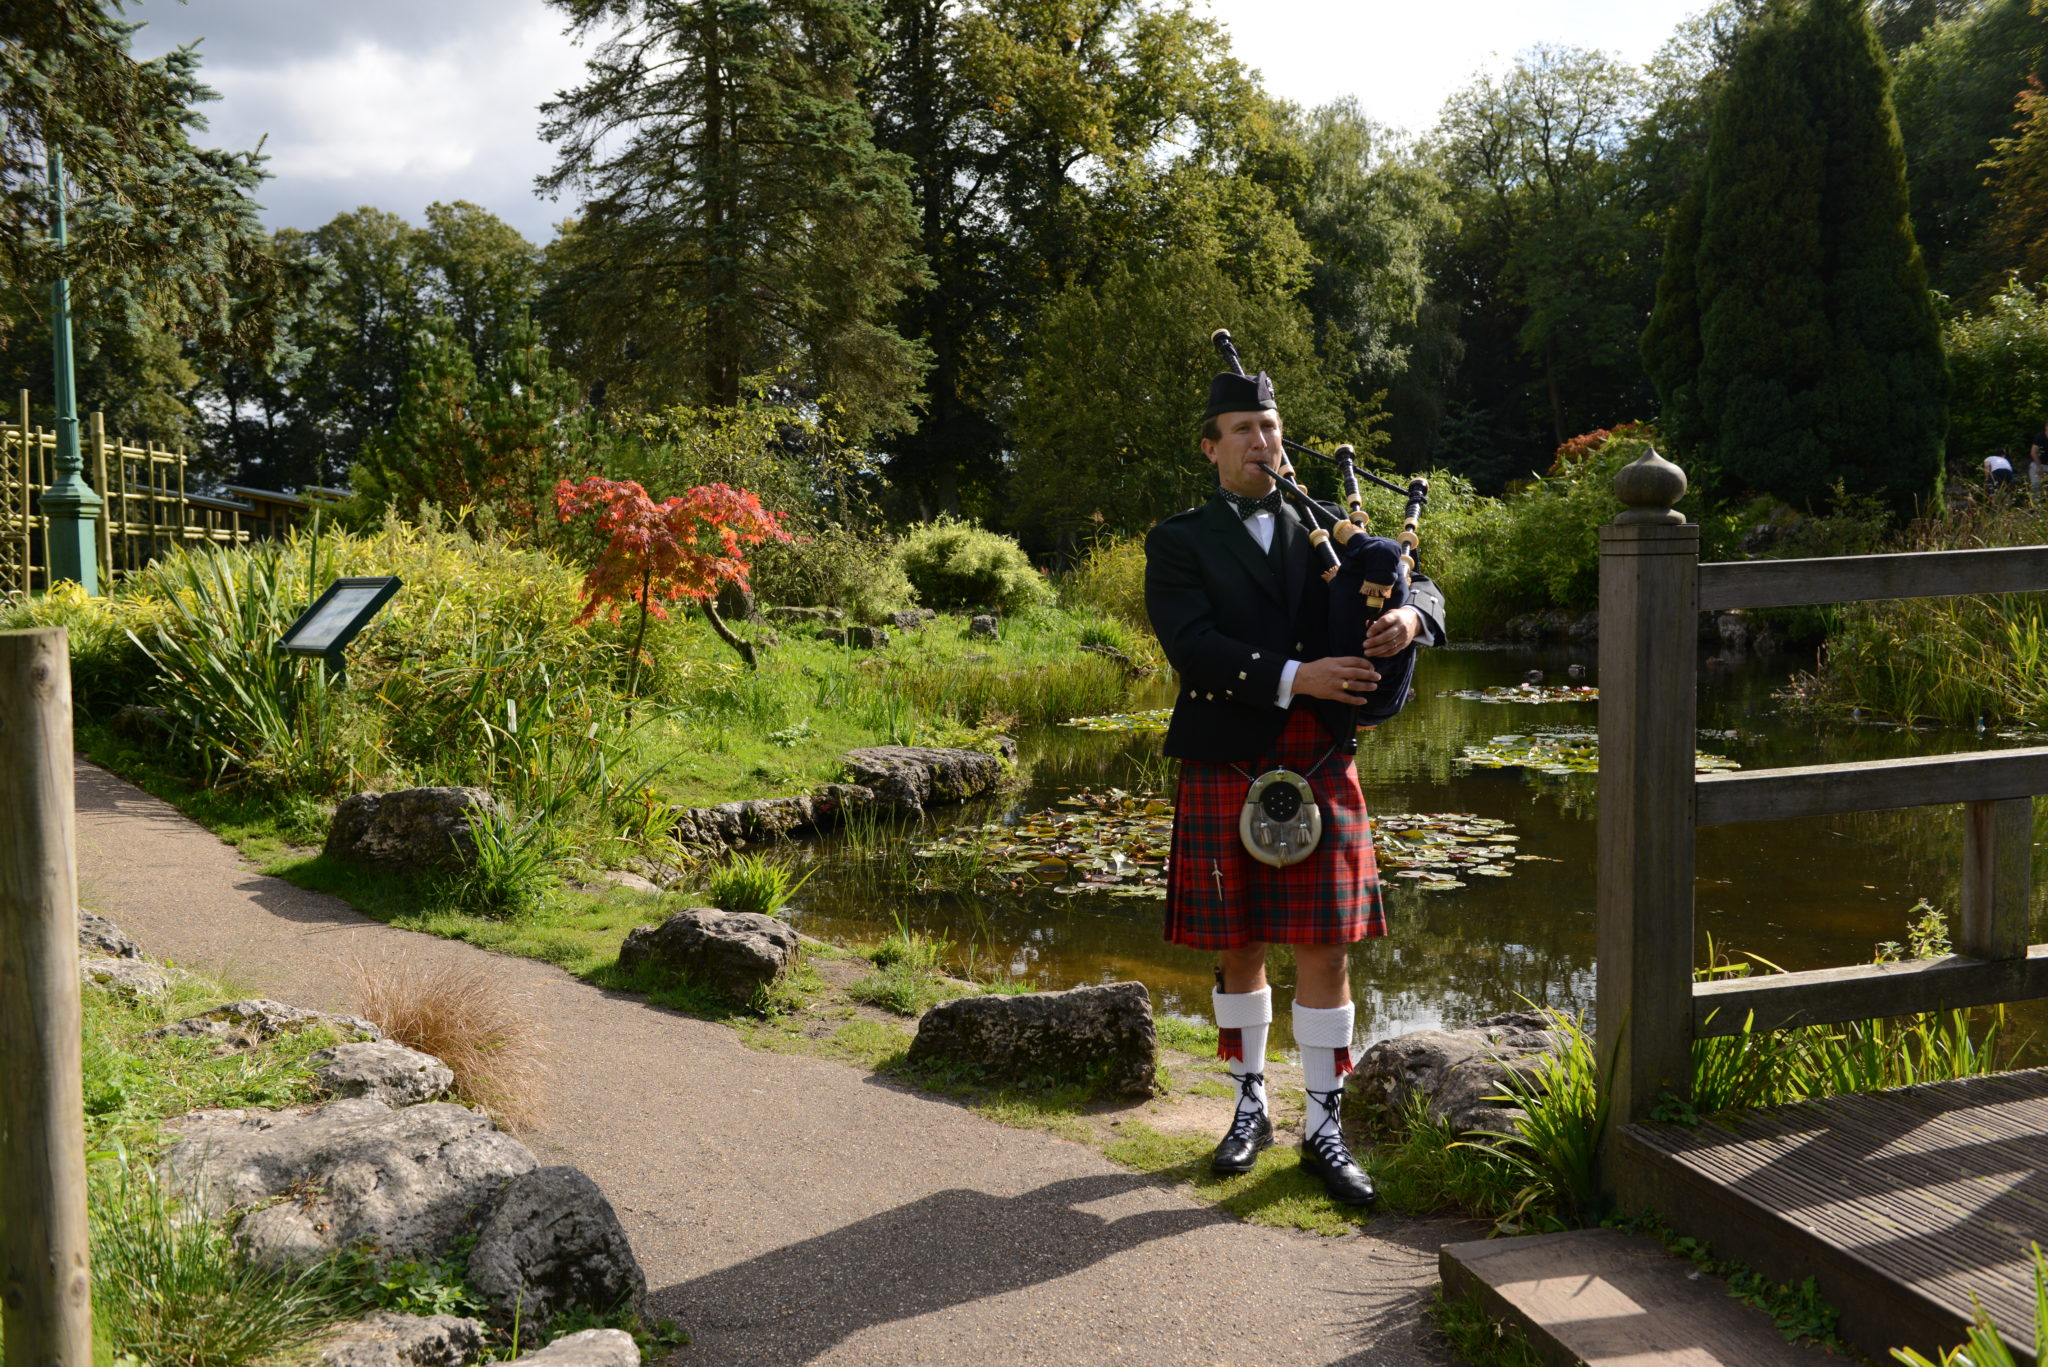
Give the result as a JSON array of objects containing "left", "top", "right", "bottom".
[{"left": 39, "top": 148, "right": 102, "bottom": 595}]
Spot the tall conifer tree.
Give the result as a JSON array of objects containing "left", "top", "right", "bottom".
[
  {"left": 1645, "top": 0, "right": 1947, "bottom": 515},
  {"left": 540, "top": 0, "right": 928, "bottom": 440}
]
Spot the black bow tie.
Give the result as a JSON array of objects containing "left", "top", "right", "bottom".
[{"left": 1220, "top": 488, "right": 1282, "bottom": 519}]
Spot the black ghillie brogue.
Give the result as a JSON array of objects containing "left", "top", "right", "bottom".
[
  {"left": 1210, "top": 1072, "right": 1273, "bottom": 1175},
  {"left": 1300, "top": 1088, "right": 1377, "bottom": 1206}
]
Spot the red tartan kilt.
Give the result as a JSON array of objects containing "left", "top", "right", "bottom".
[{"left": 1164, "top": 707, "right": 1385, "bottom": 950}]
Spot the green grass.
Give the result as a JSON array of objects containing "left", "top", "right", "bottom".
[{"left": 1101, "top": 1121, "right": 1377, "bottom": 1236}]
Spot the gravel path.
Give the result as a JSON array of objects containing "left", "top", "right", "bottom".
[{"left": 73, "top": 759, "right": 1467, "bottom": 1367}]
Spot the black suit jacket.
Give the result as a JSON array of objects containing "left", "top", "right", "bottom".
[{"left": 1144, "top": 495, "right": 1447, "bottom": 762}]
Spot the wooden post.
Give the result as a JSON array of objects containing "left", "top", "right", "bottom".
[
  {"left": 0, "top": 627, "right": 94, "bottom": 1366},
  {"left": 1960, "top": 797, "right": 2032, "bottom": 961},
  {"left": 1597, "top": 448, "right": 1700, "bottom": 1182}
]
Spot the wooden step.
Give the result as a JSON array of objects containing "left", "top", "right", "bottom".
[
  {"left": 1440, "top": 1227, "right": 1839, "bottom": 1366},
  {"left": 1616, "top": 1069, "right": 2048, "bottom": 1364}
]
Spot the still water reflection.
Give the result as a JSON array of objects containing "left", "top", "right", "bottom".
[{"left": 786, "top": 646, "right": 2047, "bottom": 1051}]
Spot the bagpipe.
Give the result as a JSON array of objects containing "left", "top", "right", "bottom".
[{"left": 1211, "top": 328, "right": 1428, "bottom": 730}]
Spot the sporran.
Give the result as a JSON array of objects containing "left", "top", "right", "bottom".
[{"left": 1239, "top": 768, "right": 1323, "bottom": 868}]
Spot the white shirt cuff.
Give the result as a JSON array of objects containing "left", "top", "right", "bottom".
[{"left": 1276, "top": 659, "right": 1300, "bottom": 708}]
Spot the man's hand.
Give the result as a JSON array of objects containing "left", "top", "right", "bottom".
[
  {"left": 1294, "top": 655, "right": 1380, "bottom": 704},
  {"left": 1363, "top": 605, "right": 1424, "bottom": 658}
]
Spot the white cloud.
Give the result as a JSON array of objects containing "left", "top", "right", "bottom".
[
  {"left": 130, "top": 0, "right": 1716, "bottom": 240},
  {"left": 1208, "top": 0, "right": 1712, "bottom": 133},
  {"left": 132, "top": 0, "right": 588, "bottom": 240}
]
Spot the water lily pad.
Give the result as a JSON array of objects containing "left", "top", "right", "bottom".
[
  {"left": 1445, "top": 684, "right": 1599, "bottom": 705},
  {"left": 1061, "top": 709, "right": 1173, "bottom": 733},
  {"left": 1459, "top": 728, "right": 1738, "bottom": 775},
  {"left": 909, "top": 793, "right": 1531, "bottom": 897}
]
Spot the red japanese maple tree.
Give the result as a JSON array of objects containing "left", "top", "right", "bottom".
[{"left": 555, "top": 476, "right": 791, "bottom": 691}]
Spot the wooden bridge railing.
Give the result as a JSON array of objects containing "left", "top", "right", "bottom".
[{"left": 1595, "top": 450, "right": 2048, "bottom": 1162}]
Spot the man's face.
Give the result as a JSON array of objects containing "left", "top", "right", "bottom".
[{"left": 1203, "top": 408, "right": 1284, "bottom": 498}]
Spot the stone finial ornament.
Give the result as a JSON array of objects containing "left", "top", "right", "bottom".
[{"left": 1612, "top": 446, "right": 1688, "bottom": 525}]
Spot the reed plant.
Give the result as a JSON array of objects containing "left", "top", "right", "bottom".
[
  {"left": 1791, "top": 496, "right": 2048, "bottom": 727},
  {"left": 1685, "top": 906, "right": 2007, "bottom": 1116},
  {"left": 429, "top": 810, "right": 558, "bottom": 919}
]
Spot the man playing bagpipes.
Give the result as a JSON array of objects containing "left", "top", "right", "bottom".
[{"left": 1142, "top": 338, "right": 1445, "bottom": 1207}]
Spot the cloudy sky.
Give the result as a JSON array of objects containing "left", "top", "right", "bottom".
[{"left": 127, "top": 0, "right": 1712, "bottom": 245}]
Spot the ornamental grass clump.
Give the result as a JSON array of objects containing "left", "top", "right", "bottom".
[
  {"left": 707, "top": 851, "right": 811, "bottom": 916},
  {"left": 82, "top": 1159, "right": 354, "bottom": 1367},
  {"left": 349, "top": 957, "right": 551, "bottom": 1129}
]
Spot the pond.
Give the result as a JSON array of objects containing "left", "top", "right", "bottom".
[{"left": 784, "top": 643, "right": 2048, "bottom": 1051}]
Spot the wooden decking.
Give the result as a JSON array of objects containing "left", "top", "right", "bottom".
[{"left": 1617, "top": 1068, "right": 2048, "bottom": 1362}]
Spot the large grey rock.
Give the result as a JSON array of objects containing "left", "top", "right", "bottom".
[
  {"left": 968, "top": 614, "right": 999, "bottom": 640},
  {"left": 320, "top": 1313, "right": 485, "bottom": 1367},
  {"left": 848, "top": 625, "right": 890, "bottom": 649},
  {"left": 504, "top": 1330, "right": 638, "bottom": 1367},
  {"left": 309, "top": 1041, "right": 455, "bottom": 1107},
  {"left": 80, "top": 956, "right": 172, "bottom": 1000},
  {"left": 149, "top": 998, "right": 380, "bottom": 1051},
  {"left": 840, "top": 745, "right": 1005, "bottom": 815},
  {"left": 616, "top": 909, "right": 798, "bottom": 1005},
  {"left": 325, "top": 787, "right": 506, "bottom": 878},
  {"left": 667, "top": 784, "right": 873, "bottom": 851},
  {"left": 160, "top": 1098, "right": 538, "bottom": 1266},
  {"left": 467, "top": 1167, "right": 645, "bottom": 1328},
  {"left": 907, "top": 982, "right": 1157, "bottom": 1097},
  {"left": 79, "top": 907, "right": 141, "bottom": 958},
  {"left": 1351, "top": 1010, "right": 1570, "bottom": 1137},
  {"left": 111, "top": 703, "right": 171, "bottom": 744},
  {"left": 765, "top": 605, "right": 844, "bottom": 625},
  {"left": 887, "top": 610, "right": 925, "bottom": 631}
]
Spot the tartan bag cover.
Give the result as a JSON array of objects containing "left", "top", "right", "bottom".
[{"left": 1163, "top": 706, "right": 1385, "bottom": 950}]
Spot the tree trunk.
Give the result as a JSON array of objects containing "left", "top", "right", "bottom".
[
  {"left": 626, "top": 570, "right": 651, "bottom": 710},
  {"left": 702, "top": 597, "right": 758, "bottom": 670}
]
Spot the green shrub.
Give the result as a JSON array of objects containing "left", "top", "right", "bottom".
[
  {"left": 748, "top": 522, "right": 916, "bottom": 623},
  {"left": 0, "top": 579, "right": 163, "bottom": 717},
  {"left": 1944, "top": 277, "right": 2048, "bottom": 465},
  {"left": 893, "top": 519, "right": 1054, "bottom": 615},
  {"left": 1060, "top": 534, "right": 1149, "bottom": 630},
  {"left": 1347, "top": 428, "right": 1668, "bottom": 638}
]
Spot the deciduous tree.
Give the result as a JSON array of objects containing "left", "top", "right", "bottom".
[{"left": 555, "top": 475, "right": 791, "bottom": 683}]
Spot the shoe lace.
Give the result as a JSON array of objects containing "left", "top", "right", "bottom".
[
  {"left": 1304, "top": 1085, "right": 1352, "bottom": 1167},
  {"left": 1226, "top": 1071, "right": 1267, "bottom": 1139}
]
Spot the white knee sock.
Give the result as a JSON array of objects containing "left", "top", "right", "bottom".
[
  {"left": 1293, "top": 1001, "right": 1357, "bottom": 1149},
  {"left": 1213, "top": 985, "right": 1272, "bottom": 1123}
]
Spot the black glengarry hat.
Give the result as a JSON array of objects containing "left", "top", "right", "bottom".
[{"left": 1205, "top": 368, "right": 1276, "bottom": 420}]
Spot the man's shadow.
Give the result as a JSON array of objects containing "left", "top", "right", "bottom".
[{"left": 658, "top": 1172, "right": 1226, "bottom": 1364}]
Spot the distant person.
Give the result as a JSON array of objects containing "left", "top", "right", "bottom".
[
  {"left": 2031, "top": 423, "right": 2048, "bottom": 501},
  {"left": 1985, "top": 449, "right": 2015, "bottom": 491}
]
